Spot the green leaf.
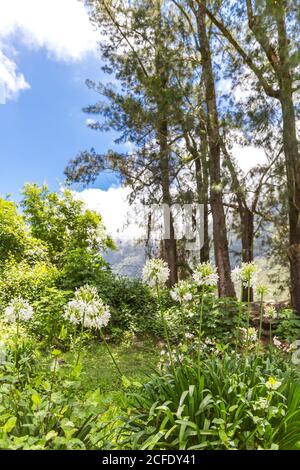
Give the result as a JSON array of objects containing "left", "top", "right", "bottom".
[
  {"left": 3, "top": 416, "right": 17, "bottom": 434},
  {"left": 122, "top": 375, "right": 132, "bottom": 388},
  {"left": 31, "top": 393, "right": 42, "bottom": 407}
]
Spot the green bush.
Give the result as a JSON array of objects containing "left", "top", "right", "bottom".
[
  {"left": 120, "top": 352, "right": 300, "bottom": 450},
  {"left": 92, "top": 272, "right": 162, "bottom": 337},
  {"left": 165, "top": 295, "right": 247, "bottom": 345},
  {"left": 0, "top": 258, "right": 59, "bottom": 309},
  {"left": 31, "top": 287, "right": 74, "bottom": 347},
  {"left": 275, "top": 309, "right": 300, "bottom": 343}
]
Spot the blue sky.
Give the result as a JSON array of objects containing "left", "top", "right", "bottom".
[
  {"left": 0, "top": 0, "right": 120, "bottom": 201},
  {"left": 0, "top": 0, "right": 265, "bottom": 204}
]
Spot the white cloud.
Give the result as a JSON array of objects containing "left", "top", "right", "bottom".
[
  {"left": 232, "top": 145, "right": 267, "bottom": 173},
  {"left": 0, "top": 50, "right": 30, "bottom": 103},
  {"left": 0, "top": 0, "right": 98, "bottom": 61},
  {"left": 0, "top": 0, "right": 99, "bottom": 103},
  {"left": 85, "top": 117, "right": 97, "bottom": 126},
  {"left": 74, "top": 186, "right": 144, "bottom": 242}
]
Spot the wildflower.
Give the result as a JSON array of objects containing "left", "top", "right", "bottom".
[
  {"left": 185, "top": 332, "right": 194, "bottom": 339},
  {"left": 4, "top": 297, "right": 34, "bottom": 323},
  {"left": 256, "top": 284, "right": 268, "bottom": 297},
  {"left": 273, "top": 336, "right": 282, "bottom": 349},
  {"left": 63, "top": 285, "right": 110, "bottom": 331},
  {"left": 255, "top": 397, "right": 269, "bottom": 410},
  {"left": 265, "top": 377, "right": 282, "bottom": 390},
  {"left": 264, "top": 306, "right": 278, "bottom": 320},
  {"left": 239, "top": 327, "right": 258, "bottom": 344},
  {"left": 273, "top": 336, "right": 291, "bottom": 353},
  {"left": 171, "top": 280, "right": 193, "bottom": 304},
  {"left": 192, "top": 262, "right": 219, "bottom": 288},
  {"left": 142, "top": 258, "right": 170, "bottom": 288},
  {"left": 231, "top": 262, "right": 259, "bottom": 288}
]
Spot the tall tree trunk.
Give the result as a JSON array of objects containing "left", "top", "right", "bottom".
[
  {"left": 276, "top": 7, "right": 300, "bottom": 313},
  {"left": 195, "top": 146, "right": 210, "bottom": 263},
  {"left": 198, "top": 113, "right": 210, "bottom": 263},
  {"left": 154, "top": 6, "right": 178, "bottom": 287},
  {"left": 196, "top": 2, "right": 235, "bottom": 297},
  {"left": 281, "top": 91, "right": 300, "bottom": 312},
  {"left": 241, "top": 207, "right": 254, "bottom": 301},
  {"left": 157, "top": 118, "right": 178, "bottom": 286}
]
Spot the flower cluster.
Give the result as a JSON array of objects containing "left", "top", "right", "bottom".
[
  {"left": 4, "top": 297, "right": 34, "bottom": 323},
  {"left": 273, "top": 336, "right": 291, "bottom": 353},
  {"left": 264, "top": 306, "right": 278, "bottom": 320},
  {"left": 256, "top": 284, "right": 268, "bottom": 297},
  {"left": 265, "top": 376, "right": 282, "bottom": 390},
  {"left": 192, "top": 262, "right": 219, "bottom": 288},
  {"left": 231, "top": 262, "right": 259, "bottom": 288},
  {"left": 63, "top": 285, "right": 110, "bottom": 331},
  {"left": 170, "top": 280, "right": 193, "bottom": 303},
  {"left": 142, "top": 258, "right": 170, "bottom": 288},
  {"left": 239, "top": 327, "right": 258, "bottom": 346},
  {"left": 157, "top": 347, "right": 185, "bottom": 371}
]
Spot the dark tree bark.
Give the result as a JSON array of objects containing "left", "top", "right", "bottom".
[
  {"left": 157, "top": 119, "right": 178, "bottom": 286},
  {"left": 155, "top": 20, "right": 178, "bottom": 287},
  {"left": 196, "top": 0, "right": 300, "bottom": 311},
  {"left": 196, "top": 1, "right": 236, "bottom": 297},
  {"left": 276, "top": 7, "right": 300, "bottom": 313}
]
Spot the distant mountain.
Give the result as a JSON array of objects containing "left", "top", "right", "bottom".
[{"left": 104, "top": 239, "right": 146, "bottom": 278}]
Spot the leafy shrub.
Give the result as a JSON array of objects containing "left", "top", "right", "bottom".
[
  {"left": 0, "top": 334, "right": 106, "bottom": 450},
  {"left": 120, "top": 352, "right": 300, "bottom": 450},
  {"left": 92, "top": 272, "right": 162, "bottom": 337},
  {"left": 275, "top": 309, "right": 300, "bottom": 343},
  {"left": 31, "top": 287, "right": 74, "bottom": 347},
  {"left": 0, "top": 258, "right": 59, "bottom": 309},
  {"left": 165, "top": 296, "right": 247, "bottom": 344}
]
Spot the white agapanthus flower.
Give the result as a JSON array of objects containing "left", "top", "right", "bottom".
[
  {"left": 264, "top": 306, "right": 278, "bottom": 320},
  {"left": 192, "top": 262, "right": 219, "bottom": 288},
  {"left": 142, "top": 258, "right": 170, "bottom": 288},
  {"left": 231, "top": 262, "right": 259, "bottom": 288},
  {"left": 4, "top": 297, "right": 34, "bottom": 323},
  {"left": 239, "top": 327, "right": 258, "bottom": 344},
  {"left": 170, "top": 280, "right": 193, "bottom": 304},
  {"left": 63, "top": 285, "right": 110, "bottom": 331},
  {"left": 273, "top": 336, "right": 291, "bottom": 353},
  {"left": 265, "top": 377, "right": 282, "bottom": 390}
]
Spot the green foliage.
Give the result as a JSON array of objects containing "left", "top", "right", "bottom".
[
  {"left": 0, "top": 258, "right": 59, "bottom": 309},
  {"left": 275, "top": 309, "right": 300, "bottom": 342},
  {"left": 120, "top": 353, "right": 300, "bottom": 450},
  {"left": 59, "top": 248, "right": 109, "bottom": 290},
  {"left": 0, "top": 198, "right": 29, "bottom": 264},
  {"left": 31, "top": 287, "right": 74, "bottom": 347},
  {"left": 21, "top": 183, "right": 114, "bottom": 269},
  {"left": 0, "top": 325, "right": 157, "bottom": 450},
  {"left": 165, "top": 295, "right": 247, "bottom": 344},
  {"left": 92, "top": 272, "right": 161, "bottom": 336}
]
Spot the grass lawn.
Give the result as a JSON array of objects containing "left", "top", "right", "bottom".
[{"left": 73, "top": 339, "right": 160, "bottom": 392}]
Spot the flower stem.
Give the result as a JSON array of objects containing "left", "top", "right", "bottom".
[
  {"left": 156, "top": 285, "right": 176, "bottom": 376},
  {"left": 269, "top": 322, "right": 273, "bottom": 357},
  {"left": 100, "top": 329, "right": 122, "bottom": 378},
  {"left": 257, "top": 292, "right": 264, "bottom": 355},
  {"left": 197, "top": 287, "right": 204, "bottom": 383},
  {"left": 75, "top": 311, "right": 86, "bottom": 366},
  {"left": 246, "top": 282, "right": 251, "bottom": 357},
  {"left": 45, "top": 356, "right": 58, "bottom": 433},
  {"left": 235, "top": 300, "right": 243, "bottom": 356}
]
